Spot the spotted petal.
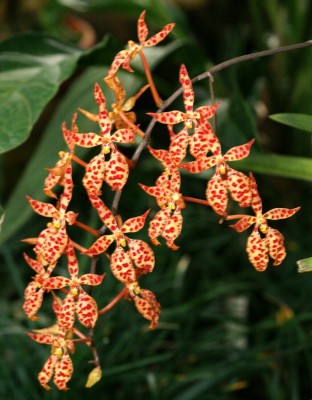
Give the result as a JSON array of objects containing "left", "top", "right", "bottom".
[
  {"left": 84, "top": 234, "right": 115, "bottom": 256},
  {"left": 179, "top": 64, "right": 194, "bottom": 114},
  {"left": 26, "top": 196, "right": 59, "bottom": 219},
  {"left": 94, "top": 83, "right": 112, "bottom": 135},
  {"left": 72, "top": 132, "right": 103, "bottom": 148},
  {"left": 133, "top": 289, "right": 160, "bottom": 329},
  {"left": 35, "top": 224, "right": 68, "bottom": 265},
  {"left": 110, "top": 128, "right": 136, "bottom": 143},
  {"left": 53, "top": 353, "right": 73, "bottom": 391},
  {"left": 169, "top": 129, "right": 189, "bottom": 165},
  {"left": 180, "top": 156, "right": 216, "bottom": 173},
  {"left": 224, "top": 139, "right": 254, "bottom": 161},
  {"left": 137, "top": 10, "right": 148, "bottom": 43},
  {"left": 227, "top": 168, "right": 251, "bottom": 208},
  {"left": 26, "top": 331, "right": 56, "bottom": 345},
  {"left": 76, "top": 289, "right": 98, "bottom": 328},
  {"left": 247, "top": 230, "right": 269, "bottom": 271},
  {"left": 41, "top": 276, "right": 71, "bottom": 290},
  {"left": 59, "top": 164, "right": 73, "bottom": 212},
  {"left": 88, "top": 194, "right": 119, "bottom": 232},
  {"left": 148, "top": 207, "right": 171, "bottom": 246},
  {"left": 83, "top": 152, "right": 105, "bottom": 195},
  {"left": 230, "top": 216, "right": 256, "bottom": 233},
  {"left": 263, "top": 207, "right": 301, "bottom": 220},
  {"left": 128, "top": 239, "right": 155, "bottom": 273},
  {"left": 266, "top": 227, "right": 286, "bottom": 266},
  {"left": 104, "top": 147, "right": 129, "bottom": 191},
  {"left": 110, "top": 248, "right": 136, "bottom": 284},
  {"left": 249, "top": 173, "right": 263, "bottom": 215},
  {"left": 23, "top": 284, "right": 45, "bottom": 320},
  {"left": 144, "top": 22, "right": 175, "bottom": 47},
  {"left": 189, "top": 120, "right": 219, "bottom": 159},
  {"left": 38, "top": 354, "right": 58, "bottom": 391},
  {"left": 147, "top": 111, "right": 185, "bottom": 125},
  {"left": 206, "top": 174, "right": 228, "bottom": 216},
  {"left": 79, "top": 273, "right": 105, "bottom": 286},
  {"left": 58, "top": 294, "right": 75, "bottom": 329},
  {"left": 121, "top": 209, "right": 149, "bottom": 233},
  {"left": 66, "top": 241, "right": 79, "bottom": 279},
  {"left": 23, "top": 252, "right": 45, "bottom": 274},
  {"left": 161, "top": 208, "right": 183, "bottom": 250}
]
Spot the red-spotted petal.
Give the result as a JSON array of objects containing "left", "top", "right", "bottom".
[
  {"left": 23, "top": 253, "right": 45, "bottom": 274},
  {"left": 72, "top": 132, "right": 103, "bottom": 148},
  {"left": 104, "top": 147, "right": 129, "bottom": 191},
  {"left": 227, "top": 168, "right": 251, "bottom": 208},
  {"left": 23, "top": 285, "right": 45, "bottom": 320},
  {"left": 79, "top": 273, "right": 105, "bottom": 286},
  {"left": 263, "top": 207, "right": 301, "bottom": 220},
  {"left": 84, "top": 234, "right": 115, "bottom": 256},
  {"left": 266, "top": 227, "right": 286, "bottom": 266},
  {"left": 189, "top": 120, "right": 219, "bottom": 159},
  {"left": 147, "top": 111, "right": 185, "bottom": 125},
  {"left": 224, "top": 139, "right": 254, "bottom": 162},
  {"left": 26, "top": 332, "right": 56, "bottom": 345},
  {"left": 35, "top": 224, "right": 68, "bottom": 265},
  {"left": 83, "top": 152, "right": 105, "bottom": 195},
  {"left": 110, "top": 248, "right": 136, "bottom": 284},
  {"left": 110, "top": 128, "right": 135, "bottom": 143},
  {"left": 128, "top": 239, "right": 155, "bottom": 273},
  {"left": 169, "top": 129, "right": 189, "bottom": 165},
  {"left": 137, "top": 10, "right": 148, "bottom": 43},
  {"left": 144, "top": 22, "right": 175, "bottom": 47},
  {"left": 41, "top": 276, "right": 71, "bottom": 290},
  {"left": 88, "top": 194, "right": 119, "bottom": 232},
  {"left": 229, "top": 216, "right": 256, "bottom": 232},
  {"left": 58, "top": 295, "right": 75, "bottom": 330},
  {"left": 38, "top": 354, "right": 57, "bottom": 391},
  {"left": 133, "top": 289, "right": 161, "bottom": 329},
  {"left": 94, "top": 83, "right": 112, "bottom": 135},
  {"left": 206, "top": 174, "right": 228, "bottom": 216},
  {"left": 26, "top": 196, "right": 59, "bottom": 219},
  {"left": 247, "top": 230, "right": 269, "bottom": 271},
  {"left": 76, "top": 289, "right": 98, "bottom": 328},
  {"left": 65, "top": 241, "right": 79, "bottom": 280},
  {"left": 161, "top": 208, "right": 183, "bottom": 250},
  {"left": 148, "top": 208, "right": 171, "bottom": 246},
  {"left": 121, "top": 209, "right": 149, "bottom": 233},
  {"left": 53, "top": 352, "right": 73, "bottom": 391},
  {"left": 249, "top": 173, "right": 263, "bottom": 215},
  {"left": 59, "top": 164, "right": 73, "bottom": 212},
  {"left": 179, "top": 64, "right": 194, "bottom": 114},
  {"left": 180, "top": 156, "right": 216, "bottom": 173}
]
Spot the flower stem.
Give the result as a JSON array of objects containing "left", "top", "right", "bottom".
[
  {"left": 72, "top": 154, "right": 87, "bottom": 168},
  {"left": 73, "top": 220, "right": 100, "bottom": 237},
  {"left": 182, "top": 196, "right": 210, "bottom": 206},
  {"left": 98, "top": 288, "right": 127, "bottom": 316},
  {"left": 139, "top": 50, "right": 162, "bottom": 107},
  {"left": 119, "top": 110, "right": 145, "bottom": 138}
]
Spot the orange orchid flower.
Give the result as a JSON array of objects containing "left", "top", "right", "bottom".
[
  {"left": 105, "top": 10, "right": 175, "bottom": 79},
  {"left": 84, "top": 194, "right": 154, "bottom": 284},
  {"left": 26, "top": 325, "right": 75, "bottom": 391},
  {"left": 147, "top": 64, "right": 220, "bottom": 129},
  {"left": 26, "top": 164, "right": 78, "bottom": 265},
  {"left": 38, "top": 241, "right": 105, "bottom": 329},
  {"left": 229, "top": 173, "right": 300, "bottom": 271}
]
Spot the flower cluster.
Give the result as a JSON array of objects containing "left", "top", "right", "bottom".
[{"left": 22, "top": 10, "right": 300, "bottom": 392}]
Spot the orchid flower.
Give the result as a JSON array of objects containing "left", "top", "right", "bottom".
[
  {"left": 147, "top": 64, "right": 220, "bottom": 129},
  {"left": 105, "top": 10, "right": 175, "bottom": 79},
  {"left": 71, "top": 83, "right": 136, "bottom": 193},
  {"left": 23, "top": 253, "right": 57, "bottom": 320},
  {"left": 180, "top": 127, "right": 254, "bottom": 216},
  {"left": 84, "top": 194, "right": 155, "bottom": 284},
  {"left": 26, "top": 164, "right": 78, "bottom": 265},
  {"left": 26, "top": 325, "right": 75, "bottom": 391},
  {"left": 229, "top": 173, "right": 300, "bottom": 271},
  {"left": 43, "top": 114, "right": 77, "bottom": 199},
  {"left": 127, "top": 281, "right": 161, "bottom": 329},
  {"left": 38, "top": 241, "right": 105, "bottom": 329}
]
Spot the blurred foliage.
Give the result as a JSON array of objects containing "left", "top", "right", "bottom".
[{"left": 1, "top": 0, "right": 312, "bottom": 399}]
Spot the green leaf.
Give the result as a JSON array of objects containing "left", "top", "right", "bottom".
[
  {"left": 0, "top": 32, "right": 83, "bottom": 154},
  {"left": 297, "top": 257, "right": 312, "bottom": 273},
  {"left": 270, "top": 113, "right": 312, "bottom": 133},
  {"left": 0, "top": 33, "right": 117, "bottom": 154},
  {"left": 233, "top": 152, "right": 312, "bottom": 182},
  {"left": 0, "top": 206, "right": 4, "bottom": 233}
]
